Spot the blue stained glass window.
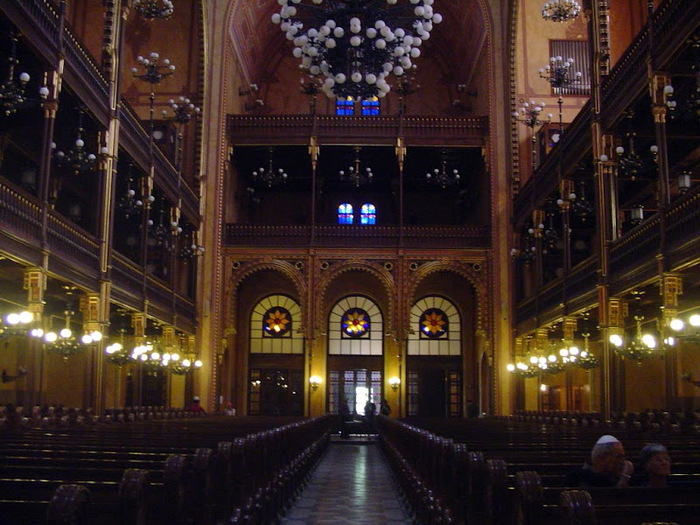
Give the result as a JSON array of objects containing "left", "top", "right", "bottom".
[
  {"left": 336, "top": 97, "right": 355, "bottom": 116},
  {"left": 361, "top": 97, "right": 380, "bottom": 116},
  {"left": 262, "top": 307, "right": 292, "bottom": 337},
  {"left": 419, "top": 308, "right": 448, "bottom": 339},
  {"left": 360, "top": 203, "right": 376, "bottom": 225},
  {"left": 338, "top": 203, "right": 354, "bottom": 224},
  {"left": 341, "top": 308, "right": 370, "bottom": 338}
]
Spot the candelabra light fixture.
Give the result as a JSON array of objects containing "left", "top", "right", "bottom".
[
  {"left": 272, "top": 0, "right": 442, "bottom": 100},
  {"left": 169, "top": 356, "right": 203, "bottom": 375},
  {"left": 425, "top": 148, "right": 461, "bottom": 189},
  {"left": 569, "top": 181, "right": 594, "bottom": 222},
  {"left": 541, "top": 0, "right": 581, "bottom": 23},
  {"left": 340, "top": 146, "right": 374, "bottom": 187},
  {"left": 163, "top": 95, "right": 200, "bottom": 126},
  {"left": 540, "top": 56, "right": 582, "bottom": 91},
  {"left": 133, "top": 0, "right": 174, "bottom": 20},
  {"left": 132, "top": 52, "right": 175, "bottom": 88}
]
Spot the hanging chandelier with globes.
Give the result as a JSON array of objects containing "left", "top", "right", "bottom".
[
  {"left": 272, "top": 0, "right": 442, "bottom": 100},
  {"left": 541, "top": 0, "right": 581, "bottom": 23},
  {"left": 133, "top": 0, "right": 174, "bottom": 20}
]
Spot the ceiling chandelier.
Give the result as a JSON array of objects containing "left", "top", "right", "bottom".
[
  {"left": 0, "top": 31, "right": 49, "bottom": 116},
  {"left": 272, "top": 0, "right": 442, "bottom": 100},
  {"left": 609, "top": 298, "right": 658, "bottom": 363},
  {"left": 133, "top": 0, "right": 174, "bottom": 20},
  {"left": 0, "top": 311, "right": 43, "bottom": 339},
  {"left": 541, "top": 0, "right": 581, "bottom": 23},
  {"left": 425, "top": 148, "right": 461, "bottom": 188},
  {"left": 667, "top": 313, "right": 700, "bottom": 345},
  {"left": 340, "top": 146, "right": 373, "bottom": 187},
  {"left": 53, "top": 110, "right": 100, "bottom": 175},
  {"left": 252, "top": 147, "right": 289, "bottom": 188},
  {"left": 44, "top": 309, "right": 102, "bottom": 360}
]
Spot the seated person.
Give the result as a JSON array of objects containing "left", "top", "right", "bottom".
[
  {"left": 631, "top": 443, "right": 671, "bottom": 488},
  {"left": 187, "top": 396, "right": 206, "bottom": 414},
  {"left": 565, "top": 434, "right": 634, "bottom": 487}
]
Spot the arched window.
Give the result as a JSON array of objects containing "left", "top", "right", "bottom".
[
  {"left": 360, "top": 203, "right": 376, "bottom": 225},
  {"left": 338, "top": 203, "right": 354, "bottom": 224},
  {"left": 361, "top": 96, "right": 380, "bottom": 116},
  {"left": 336, "top": 96, "right": 355, "bottom": 115}
]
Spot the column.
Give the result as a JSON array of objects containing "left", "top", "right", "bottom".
[{"left": 660, "top": 273, "right": 682, "bottom": 410}]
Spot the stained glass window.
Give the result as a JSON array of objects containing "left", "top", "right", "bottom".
[
  {"left": 338, "top": 203, "right": 354, "bottom": 224},
  {"left": 262, "top": 307, "right": 292, "bottom": 337},
  {"left": 360, "top": 203, "right": 376, "bottom": 225},
  {"left": 336, "top": 96, "right": 355, "bottom": 115},
  {"left": 341, "top": 308, "right": 370, "bottom": 338},
  {"left": 361, "top": 97, "right": 380, "bottom": 116},
  {"left": 419, "top": 308, "right": 448, "bottom": 339}
]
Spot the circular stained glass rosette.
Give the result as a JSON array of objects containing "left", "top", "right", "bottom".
[
  {"left": 263, "top": 307, "right": 291, "bottom": 337},
  {"left": 341, "top": 308, "right": 370, "bottom": 338},
  {"left": 420, "top": 308, "right": 448, "bottom": 339}
]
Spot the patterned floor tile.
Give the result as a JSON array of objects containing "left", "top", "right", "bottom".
[{"left": 280, "top": 443, "right": 414, "bottom": 524}]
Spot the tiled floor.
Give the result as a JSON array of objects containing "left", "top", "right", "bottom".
[{"left": 280, "top": 441, "right": 414, "bottom": 524}]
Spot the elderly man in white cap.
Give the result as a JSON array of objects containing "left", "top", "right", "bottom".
[{"left": 565, "top": 434, "right": 634, "bottom": 487}]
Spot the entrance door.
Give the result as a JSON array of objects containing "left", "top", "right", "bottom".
[{"left": 329, "top": 369, "right": 382, "bottom": 415}]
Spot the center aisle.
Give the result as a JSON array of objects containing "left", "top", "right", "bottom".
[{"left": 280, "top": 442, "right": 414, "bottom": 524}]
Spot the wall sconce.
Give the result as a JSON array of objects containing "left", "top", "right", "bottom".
[
  {"left": 309, "top": 375, "right": 322, "bottom": 391},
  {"left": 388, "top": 376, "right": 401, "bottom": 391}
]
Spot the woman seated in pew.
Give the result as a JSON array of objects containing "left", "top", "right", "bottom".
[
  {"left": 630, "top": 443, "right": 671, "bottom": 488},
  {"left": 565, "top": 434, "right": 635, "bottom": 488}
]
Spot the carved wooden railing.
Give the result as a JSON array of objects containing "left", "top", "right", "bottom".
[
  {"left": 0, "top": 183, "right": 43, "bottom": 261},
  {"left": 228, "top": 115, "right": 488, "bottom": 146},
  {"left": 46, "top": 211, "right": 100, "bottom": 283},
  {"left": 224, "top": 224, "right": 490, "bottom": 249},
  {"left": 110, "top": 253, "right": 144, "bottom": 309},
  {"left": 515, "top": 0, "right": 700, "bottom": 227},
  {"left": 664, "top": 188, "right": 700, "bottom": 268}
]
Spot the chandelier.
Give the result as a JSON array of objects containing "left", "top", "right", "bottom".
[
  {"left": 577, "top": 329, "right": 598, "bottom": 369},
  {"left": 272, "top": 0, "right": 442, "bottom": 100},
  {"left": 178, "top": 228, "right": 205, "bottom": 260},
  {"left": 570, "top": 181, "right": 594, "bottom": 222},
  {"left": 134, "top": 0, "right": 174, "bottom": 20},
  {"left": 425, "top": 148, "right": 460, "bottom": 189},
  {"left": 118, "top": 164, "right": 143, "bottom": 219},
  {"left": 53, "top": 110, "right": 100, "bottom": 175},
  {"left": 252, "top": 147, "right": 289, "bottom": 188},
  {"left": 340, "top": 146, "right": 373, "bottom": 187},
  {"left": 169, "top": 356, "right": 203, "bottom": 375},
  {"left": 609, "top": 304, "right": 658, "bottom": 363},
  {"left": 105, "top": 340, "right": 133, "bottom": 367},
  {"left": 1, "top": 311, "right": 43, "bottom": 339},
  {"left": 44, "top": 310, "right": 102, "bottom": 360},
  {"left": 541, "top": 0, "right": 581, "bottom": 23},
  {"left": 667, "top": 313, "right": 700, "bottom": 345}
]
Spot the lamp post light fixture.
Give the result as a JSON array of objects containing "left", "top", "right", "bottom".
[
  {"left": 514, "top": 100, "right": 552, "bottom": 170},
  {"left": 272, "top": 0, "right": 442, "bottom": 100}
]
